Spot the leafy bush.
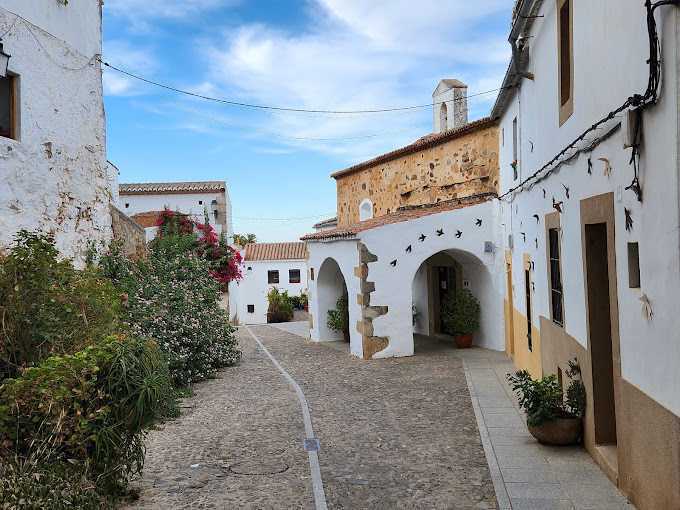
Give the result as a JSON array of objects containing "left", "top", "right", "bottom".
[
  {"left": 266, "top": 286, "right": 294, "bottom": 323},
  {"left": 98, "top": 238, "right": 241, "bottom": 388},
  {"left": 327, "top": 293, "right": 349, "bottom": 333},
  {"left": 1, "top": 460, "right": 116, "bottom": 510},
  {"left": 507, "top": 359, "right": 586, "bottom": 427},
  {"left": 0, "top": 334, "right": 171, "bottom": 494},
  {"left": 441, "top": 289, "right": 480, "bottom": 335},
  {"left": 0, "top": 231, "right": 121, "bottom": 380}
]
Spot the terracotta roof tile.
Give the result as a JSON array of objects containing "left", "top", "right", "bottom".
[
  {"left": 244, "top": 242, "right": 307, "bottom": 261},
  {"left": 301, "top": 192, "right": 496, "bottom": 241},
  {"left": 330, "top": 117, "right": 496, "bottom": 180},
  {"left": 129, "top": 211, "right": 165, "bottom": 228},
  {"left": 312, "top": 216, "right": 337, "bottom": 229},
  {"left": 120, "top": 181, "right": 226, "bottom": 195}
]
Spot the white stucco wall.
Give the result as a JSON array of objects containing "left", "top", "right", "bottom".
[
  {"left": 120, "top": 191, "right": 229, "bottom": 237},
  {"left": 0, "top": 3, "right": 111, "bottom": 266},
  {"left": 498, "top": 1, "right": 680, "bottom": 416},
  {"left": 307, "top": 240, "right": 363, "bottom": 357},
  {"left": 237, "top": 258, "right": 308, "bottom": 325}
]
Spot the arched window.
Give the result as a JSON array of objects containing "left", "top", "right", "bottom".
[
  {"left": 440, "top": 103, "right": 448, "bottom": 132},
  {"left": 359, "top": 198, "right": 373, "bottom": 221}
]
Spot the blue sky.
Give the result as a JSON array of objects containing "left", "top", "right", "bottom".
[{"left": 102, "top": 0, "right": 513, "bottom": 242}]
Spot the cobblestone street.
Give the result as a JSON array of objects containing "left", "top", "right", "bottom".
[{"left": 122, "top": 325, "right": 497, "bottom": 509}]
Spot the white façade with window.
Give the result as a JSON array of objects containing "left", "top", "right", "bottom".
[{"left": 0, "top": 2, "right": 112, "bottom": 265}]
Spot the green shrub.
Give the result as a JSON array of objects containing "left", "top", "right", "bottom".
[
  {"left": 0, "top": 230, "right": 121, "bottom": 380},
  {"left": 441, "top": 289, "right": 480, "bottom": 335},
  {"left": 0, "top": 334, "right": 171, "bottom": 495},
  {"left": 327, "top": 293, "right": 349, "bottom": 333},
  {"left": 1, "top": 460, "right": 116, "bottom": 510},
  {"left": 266, "top": 286, "right": 294, "bottom": 323}
]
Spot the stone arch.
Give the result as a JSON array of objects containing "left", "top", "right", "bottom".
[
  {"left": 359, "top": 198, "right": 373, "bottom": 221},
  {"left": 316, "top": 256, "right": 348, "bottom": 341}
]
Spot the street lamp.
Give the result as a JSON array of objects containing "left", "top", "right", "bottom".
[
  {"left": 210, "top": 199, "right": 219, "bottom": 221},
  {"left": 0, "top": 39, "right": 10, "bottom": 78}
]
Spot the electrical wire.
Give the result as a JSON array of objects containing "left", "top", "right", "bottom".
[{"left": 101, "top": 58, "right": 506, "bottom": 116}]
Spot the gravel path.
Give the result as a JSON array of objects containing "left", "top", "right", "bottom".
[{"left": 121, "top": 326, "right": 497, "bottom": 509}]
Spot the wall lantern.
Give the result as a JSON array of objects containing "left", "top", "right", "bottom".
[
  {"left": 246, "top": 266, "right": 252, "bottom": 275},
  {"left": 210, "top": 199, "right": 219, "bottom": 220},
  {"left": 0, "top": 39, "right": 10, "bottom": 78}
]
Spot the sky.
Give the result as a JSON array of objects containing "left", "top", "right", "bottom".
[{"left": 102, "top": 0, "right": 514, "bottom": 242}]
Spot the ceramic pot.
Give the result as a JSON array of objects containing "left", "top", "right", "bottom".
[
  {"left": 528, "top": 417, "right": 582, "bottom": 446},
  {"left": 454, "top": 333, "right": 473, "bottom": 348}
]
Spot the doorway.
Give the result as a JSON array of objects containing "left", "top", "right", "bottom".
[
  {"left": 437, "top": 266, "right": 456, "bottom": 332},
  {"left": 585, "top": 223, "right": 617, "bottom": 447}
]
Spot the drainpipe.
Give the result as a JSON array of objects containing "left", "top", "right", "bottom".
[{"left": 510, "top": 0, "right": 538, "bottom": 81}]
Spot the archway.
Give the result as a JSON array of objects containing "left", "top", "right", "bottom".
[
  {"left": 440, "top": 103, "right": 448, "bottom": 131},
  {"left": 359, "top": 198, "right": 373, "bottom": 221},
  {"left": 316, "top": 257, "right": 347, "bottom": 341}
]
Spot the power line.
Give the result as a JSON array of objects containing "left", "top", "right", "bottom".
[{"left": 101, "top": 59, "right": 505, "bottom": 115}]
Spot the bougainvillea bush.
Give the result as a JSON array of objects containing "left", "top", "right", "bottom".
[{"left": 156, "top": 209, "right": 243, "bottom": 286}]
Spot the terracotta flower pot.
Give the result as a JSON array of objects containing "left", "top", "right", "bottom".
[
  {"left": 528, "top": 417, "right": 582, "bottom": 446},
  {"left": 454, "top": 333, "right": 473, "bottom": 348},
  {"left": 343, "top": 330, "right": 350, "bottom": 342}
]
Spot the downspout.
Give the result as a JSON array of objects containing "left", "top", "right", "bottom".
[{"left": 510, "top": 0, "right": 539, "bottom": 81}]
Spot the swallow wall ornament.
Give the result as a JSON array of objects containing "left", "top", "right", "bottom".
[
  {"left": 455, "top": 230, "right": 462, "bottom": 238},
  {"left": 476, "top": 219, "right": 482, "bottom": 226},
  {"left": 520, "top": 232, "right": 526, "bottom": 242},
  {"left": 599, "top": 157, "right": 612, "bottom": 177},
  {"left": 405, "top": 245, "right": 412, "bottom": 253},
  {"left": 436, "top": 229, "right": 444, "bottom": 236},
  {"left": 552, "top": 197, "right": 564, "bottom": 213},
  {"left": 587, "top": 158, "right": 593, "bottom": 174},
  {"left": 561, "top": 183, "right": 570, "bottom": 199},
  {"left": 390, "top": 260, "right": 397, "bottom": 267},
  {"left": 418, "top": 234, "right": 426, "bottom": 242},
  {"left": 624, "top": 208, "right": 633, "bottom": 231},
  {"left": 533, "top": 214, "right": 540, "bottom": 223}
]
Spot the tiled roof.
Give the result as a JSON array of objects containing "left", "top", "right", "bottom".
[
  {"left": 120, "top": 181, "right": 226, "bottom": 195},
  {"left": 330, "top": 117, "right": 496, "bottom": 180},
  {"left": 301, "top": 193, "right": 496, "bottom": 241},
  {"left": 244, "top": 242, "right": 307, "bottom": 261},
  {"left": 129, "top": 211, "right": 164, "bottom": 228},
  {"left": 312, "top": 217, "right": 338, "bottom": 229},
  {"left": 441, "top": 79, "right": 467, "bottom": 88}
]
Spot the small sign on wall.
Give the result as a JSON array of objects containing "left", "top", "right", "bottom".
[{"left": 484, "top": 241, "right": 493, "bottom": 253}]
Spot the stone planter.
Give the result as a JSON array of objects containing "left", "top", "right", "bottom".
[
  {"left": 528, "top": 417, "right": 582, "bottom": 446},
  {"left": 454, "top": 333, "right": 473, "bottom": 349}
]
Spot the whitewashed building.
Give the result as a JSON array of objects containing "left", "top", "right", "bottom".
[
  {"left": 234, "top": 242, "right": 308, "bottom": 325},
  {"left": 0, "top": 1, "right": 113, "bottom": 264},
  {"left": 493, "top": 1, "right": 680, "bottom": 508},
  {"left": 303, "top": 82, "right": 504, "bottom": 359},
  {"left": 119, "top": 181, "right": 233, "bottom": 243}
]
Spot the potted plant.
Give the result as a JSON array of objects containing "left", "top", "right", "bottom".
[
  {"left": 441, "top": 289, "right": 480, "bottom": 348},
  {"left": 299, "top": 289, "right": 308, "bottom": 311},
  {"left": 507, "top": 359, "right": 586, "bottom": 445},
  {"left": 327, "top": 292, "right": 350, "bottom": 341}
]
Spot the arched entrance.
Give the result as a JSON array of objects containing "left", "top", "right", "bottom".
[{"left": 316, "top": 257, "right": 347, "bottom": 341}]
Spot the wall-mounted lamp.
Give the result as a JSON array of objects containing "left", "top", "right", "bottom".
[
  {"left": 210, "top": 199, "right": 219, "bottom": 221},
  {"left": 0, "top": 39, "right": 11, "bottom": 78},
  {"left": 246, "top": 266, "right": 252, "bottom": 275}
]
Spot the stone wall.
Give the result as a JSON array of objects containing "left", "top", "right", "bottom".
[
  {"left": 110, "top": 205, "right": 146, "bottom": 257},
  {"left": 335, "top": 122, "right": 499, "bottom": 226}
]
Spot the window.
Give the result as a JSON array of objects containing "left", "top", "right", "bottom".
[
  {"left": 557, "top": 0, "right": 574, "bottom": 125},
  {"left": 247, "top": 304, "right": 255, "bottom": 313},
  {"left": 440, "top": 103, "right": 448, "bottom": 132},
  {"left": 268, "top": 270, "right": 279, "bottom": 284},
  {"left": 525, "top": 269, "right": 532, "bottom": 351},
  {"left": 512, "top": 117, "right": 518, "bottom": 180},
  {"left": 198, "top": 200, "right": 203, "bottom": 205},
  {"left": 0, "top": 74, "right": 16, "bottom": 140},
  {"left": 310, "top": 268, "right": 314, "bottom": 281},
  {"left": 502, "top": 127, "right": 505, "bottom": 147},
  {"left": 289, "top": 269, "right": 301, "bottom": 284},
  {"left": 628, "top": 242, "right": 640, "bottom": 288},
  {"left": 549, "top": 228, "right": 564, "bottom": 325},
  {"left": 125, "top": 203, "right": 129, "bottom": 208},
  {"left": 359, "top": 198, "right": 373, "bottom": 221}
]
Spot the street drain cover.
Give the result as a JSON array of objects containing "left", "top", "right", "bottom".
[{"left": 228, "top": 460, "right": 289, "bottom": 475}]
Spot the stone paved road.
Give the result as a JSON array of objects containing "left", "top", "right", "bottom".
[{"left": 121, "top": 326, "right": 497, "bottom": 510}]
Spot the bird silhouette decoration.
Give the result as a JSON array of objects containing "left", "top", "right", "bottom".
[
  {"left": 552, "top": 197, "right": 564, "bottom": 213},
  {"left": 533, "top": 214, "right": 540, "bottom": 223},
  {"left": 535, "top": 238, "right": 538, "bottom": 249},
  {"left": 436, "top": 229, "right": 444, "bottom": 236},
  {"left": 599, "top": 157, "right": 612, "bottom": 177},
  {"left": 531, "top": 261, "right": 535, "bottom": 272},
  {"left": 476, "top": 219, "right": 483, "bottom": 226},
  {"left": 626, "top": 177, "right": 643, "bottom": 202},
  {"left": 561, "top": 183, "right": 570, "bottom": 199},
  {"left": 520, "top": 232, "right": 526, "bottom": 242},
  {"left": 587, "top": 158, "right": 593, "bottom": 175},
  {"left": 390, "top": 260, "right": 397, "bottom": 267},
  {"left": 455, "top": 230, "right": 462, "bottom": 238},
  {"left": 418, "top": 234, "right": 426, "bottom": 242},
  {"left": 624, "top": 208, "right": 633, "bottom": 231},
  {"left": 405, "top": 245, "right": 412, "bottom": 253},
  {"left": 541, "top": 187, "right": 546, "bottom": 199}
]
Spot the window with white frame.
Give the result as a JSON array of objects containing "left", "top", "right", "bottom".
[
  {"left": 289, "top": 269, "right": 301, "bottom": 284},
  {"left": 268, "top": 270, "right": 279, "bottom": 284}
]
